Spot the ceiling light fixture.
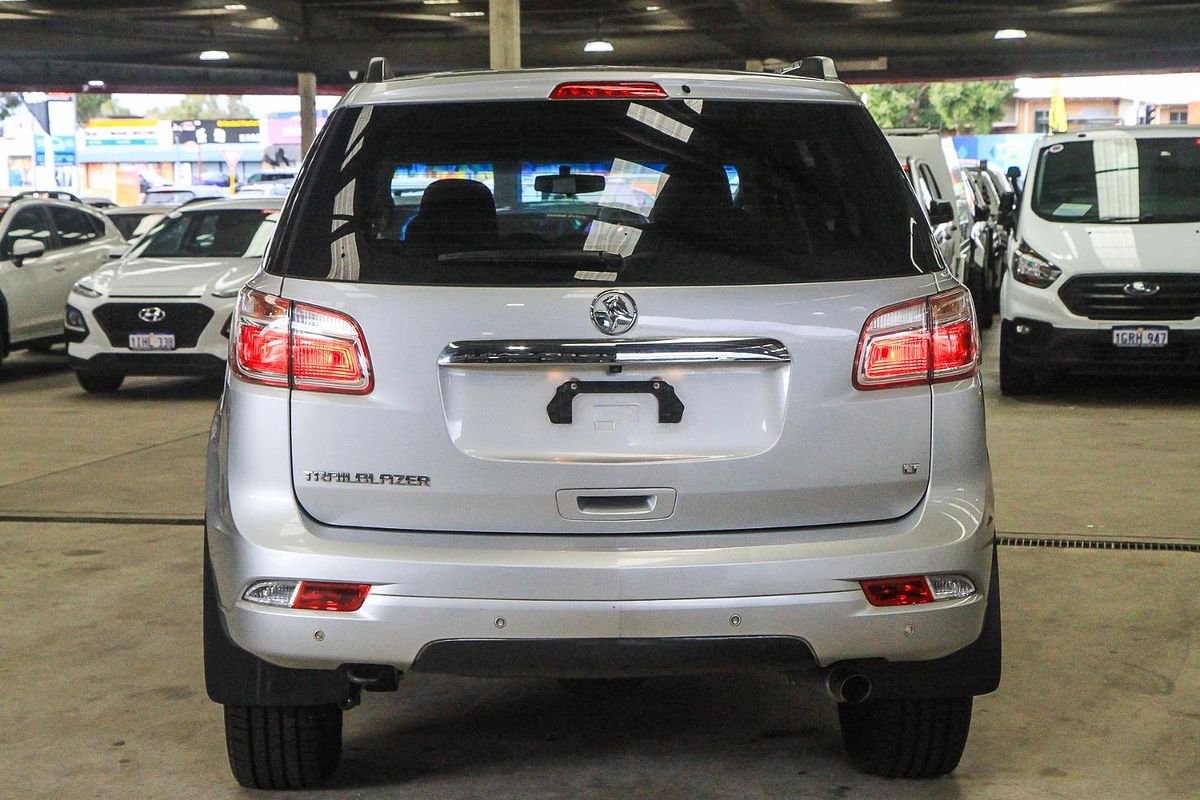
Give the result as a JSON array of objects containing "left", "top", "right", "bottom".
[
  {"left": 584, "top": 37, "right": 614, "bottom": 53},
  {"left": 223, "top": 3, "right": 247, "bottom": 9},
  {"left": 646, "top": 5, "right": 661, "bottom": 10},
  {"left": 199, "top": 49, "right": 231, "bottom": 61},
  {"left": 449, "top": 10, "right": 484, "bottom": 16},
  {"left": 994, "top": 28, "right": 1027, "bottom": 40},
  {"left": 423, "top": 0, "right": 459, "bottom": 4},
  {"left": 86, "top": 79, "right": 106, "bottom": 88}
]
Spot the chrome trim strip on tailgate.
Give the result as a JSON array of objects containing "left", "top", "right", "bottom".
[{"left": 438, "top": 338, "right": 791, "bottom": 366}]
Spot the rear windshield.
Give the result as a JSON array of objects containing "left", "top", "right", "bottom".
[
  {"left": 132, "top": 209, "right": 278, "bottom": 258},
  {"left": 274, "top": 99, "right": 939, "bottom": 286},
  {"left": 1032, "top": 137, "right": 1200, "bottom": 223}
]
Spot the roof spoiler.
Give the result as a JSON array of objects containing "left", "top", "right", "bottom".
[
  {"left": 778, "top": 56, "right": 838, "bottom": 81},
  {"left": 365, "top": 56, "right": 393, "bottom": 83}
]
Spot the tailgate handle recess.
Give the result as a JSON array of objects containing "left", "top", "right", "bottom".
[
  {"left": 547, "top": 379, "right": 683, "bottom": 424},
  {"left": 577, "top": 494, "right": 656, "bottom": 515}
]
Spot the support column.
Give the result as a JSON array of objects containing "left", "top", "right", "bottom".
[
  {"left": 298, "top": 71, "right": 317, "bottom": 157},
  {"left": 489, "top": 0, "right": 521, "bottom": 70}
]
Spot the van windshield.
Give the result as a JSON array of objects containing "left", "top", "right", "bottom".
[
  {"left": 276, "top": 99, "right": 939, "bottom": 286},
  {"left": 1031, "top": 136, "right": 1200, "bottom": 223}
]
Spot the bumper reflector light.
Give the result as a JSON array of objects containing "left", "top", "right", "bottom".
[
  {"left": 860, "top": 574, "right": 978, "bottom": 607},
  {"left": 861, "top": 576, "right": 934, "bottom": 606},
  {"left": 291, "top": 581, "right": 371, "bottom": 612},
  {"left": 243, "top": 580, "right": 371, "bottom": 612}
]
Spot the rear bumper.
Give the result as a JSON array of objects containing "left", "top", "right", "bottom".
[
  {"left": 70, "top": 353, "right": 226, "bottom": 377},
  {"left": 1002, "top": 318, "right": 1200, "bottom": 375},
  {"left": 207, "top": 373, "right": 996, "bottom": 686}
]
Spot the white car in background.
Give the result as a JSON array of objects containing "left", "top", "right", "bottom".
[
  {"left": 1000, "top": 126, "right": 1200, "bottom": 394},
  {"left": 66, "top": 197, "right": 281, "bottom": 393},
  {"left": 1, "top": 195, "right": 123, "bottom": 366}
]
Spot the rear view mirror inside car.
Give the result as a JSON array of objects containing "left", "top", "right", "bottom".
[{"left": 534, "top": 167, "right": 606, "bottom": 196}]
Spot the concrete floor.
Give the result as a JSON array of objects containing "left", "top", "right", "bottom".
[{"left": 1, "top": 333, "right": 1198, "bottom": 799}]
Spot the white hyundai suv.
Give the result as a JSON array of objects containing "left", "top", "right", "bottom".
[
  {"left": 0, "top": 195, "right": 122, "bottom": 367},
  {"left": 1000, "top": 126, "right": 1200, "bottom": 393},
  {"left": 205, "top": 61, "right": 1000, "bottom": 789},
  {"left": 66, "top": 197, "right": 281, "bottom": 393}
]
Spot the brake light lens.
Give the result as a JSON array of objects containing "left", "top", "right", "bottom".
[
  {"left": 231, "top": 287, "right": 373, "bottom": 394},
  {"left": 549, "top": 81, "right": 669, "bottom": 100},
  {"left": 853, "top": 286, "right": 978, "bottom": 390}
]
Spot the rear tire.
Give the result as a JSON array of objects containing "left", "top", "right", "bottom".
[
  {"left": 999, "top": 347, "right": 1039, "bottom": 396},
  {"left": 76, "top": 371, "right": 124, "bottom": 394},
  {"left": 224, "top": 703, "right": 343, "bottom": 790},
  {"left": 838, "top": 696, "right": 973, "bottom": 778}
]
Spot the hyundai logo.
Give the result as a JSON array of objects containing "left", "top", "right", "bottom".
[
  {"left": 137, "top": 306, "right": 167, "bottom": 323},
  {"left": 1123, "top": 281, "right": 1161, "bottom": 297},
  {"left": 590, "top": 290, "right": 637, "bottom": 336}
]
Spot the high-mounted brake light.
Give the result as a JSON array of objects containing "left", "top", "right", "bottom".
[
  {"left": 853, "top": 286, "right": 979, "bottom": 390},
  {"left": 549, "top": 81, "right": 669, "bottom": 100},
  {"left": 231, "top": 287, "right": 373, "bottom": 394}
]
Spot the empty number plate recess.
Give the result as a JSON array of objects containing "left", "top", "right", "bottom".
[{"left": 547, "top": 379, "right": 684, "bottom": 425}]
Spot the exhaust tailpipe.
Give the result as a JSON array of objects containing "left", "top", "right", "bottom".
[{"left": 825, "top": 667, "right": 872, "bottom": 704}]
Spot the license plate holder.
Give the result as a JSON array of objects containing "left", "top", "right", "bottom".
[{"left": 129, "top": 332, "right": 176, "bottom": 351}]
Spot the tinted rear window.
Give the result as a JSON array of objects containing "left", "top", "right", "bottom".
[{"left": 274, "top": 100, "right": 938, "bottom": 286}]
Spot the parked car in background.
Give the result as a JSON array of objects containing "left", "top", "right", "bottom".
[
  {"left": 66, "top": 197, "right": 281, "bottom": 392},
  {"left": 964, "top": 162, "right": 1017, "bottom": 316},
  {"left": 142, "top": 185, "right": 227, "bottom": 205},
  {"left": 1, "top": 196, "right": 123, "bottom": 365},
  {"left": 1000, "top": 126, "right": 1200, "bottom": 393},
  {"left": 82, "top": 196, "right": 119, "bottom": 210},
  {"left": 885, "top": 130, "right": 992, "bottom": 321},
  {"left": 104, "top": 204, "right": 175, "bottom": 244},
  {"left": 205, "top": 62, "right": 999, "bottom": 789},
  {"left": 239, "top": 167, "right": 297, "bottom": 193}
]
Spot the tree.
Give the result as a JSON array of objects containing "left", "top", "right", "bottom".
[
  {"left": 0, "top": 93, "right": 21, "bottom": 122},
  {"left": 75, "top": 93, "right": 135, "bottom": 125},
  {"left": 927, "top": 81, "right": 1015, "bottom": 134},
  {"left": 150, "top": 94, "right": 253, "bottom": 120},
  {"left": 855, "top": 83, "right": 941, "bottom": 130},
  {"left": 856, "top": 80, "right": 1015, "bottom": 134}
]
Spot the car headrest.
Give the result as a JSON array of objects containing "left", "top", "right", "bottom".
[{"left": 407, "top": 178, "right": 499, "bottom": 254}]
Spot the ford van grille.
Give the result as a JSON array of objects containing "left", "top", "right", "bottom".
[{"left": 1059, "top": 274, "right": 1200, "bottom": 321}]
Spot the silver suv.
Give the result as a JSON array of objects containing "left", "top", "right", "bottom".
[{"left": 205, "top": 60, "right": 1000, "bottom": 789}]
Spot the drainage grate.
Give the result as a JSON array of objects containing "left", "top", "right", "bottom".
[
  {"left": 998, "top": 534, "right": 1200, "bottom": 553},
  {"left": 0, "top": 513, "right": 204, "bottom": 526}
]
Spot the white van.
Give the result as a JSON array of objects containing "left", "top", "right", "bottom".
[{"left": 999, "top": 126, "right": 1200, "bottom": 394}]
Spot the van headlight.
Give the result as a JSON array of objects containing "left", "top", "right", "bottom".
[
  {"left": 1012, "top": 244, "right": 1062, "bottom": 288},
  {"left": 71, "top": 277, "right": 103, "bottom": 298}
]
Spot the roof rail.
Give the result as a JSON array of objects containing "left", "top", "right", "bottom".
[
  {"left": 11, "top": 189, "right": 82, "bottom": 204},
  {"left": 778, "top": 56, "right": 838, "bottom": 81},
  {"left": 365, "top": 56, "right": 393, "bottom": 83}
]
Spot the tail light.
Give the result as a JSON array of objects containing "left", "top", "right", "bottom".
[
  {"left": 231, "top": 287, "right": 373, "bottom": 394},
  {"left": 853, "top": 286, "right": 979, "bottom": 390}
]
